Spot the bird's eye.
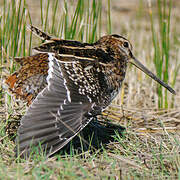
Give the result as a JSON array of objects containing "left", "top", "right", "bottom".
[{"left": 123, "top": 41, "right": 129, "bottom": 48}]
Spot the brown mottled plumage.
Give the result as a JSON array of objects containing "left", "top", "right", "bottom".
[
  {"left": 5, "top": 25, "right": 175, "bottom": 158},
  {"left": 6, "top": 53, "right": 49, "bottom": 105}
]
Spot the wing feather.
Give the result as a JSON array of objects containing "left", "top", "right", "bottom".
[{"left": 16, "top": 54, "right": 93, "bottom": 157}]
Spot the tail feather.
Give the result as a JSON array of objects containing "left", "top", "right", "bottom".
[{"left": 27, "top": 24, "right": 52, "bottom": 41}]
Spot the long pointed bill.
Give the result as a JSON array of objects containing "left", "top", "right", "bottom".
[{"left": 129, "top": 56, "right": 176, "bottom": 95}]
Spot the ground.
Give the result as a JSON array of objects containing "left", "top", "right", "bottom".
[{"left": 0, "top": 0, "right": 180, "bottom": 179}]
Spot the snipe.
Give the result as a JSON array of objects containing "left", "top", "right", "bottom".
[{"left": 5, "top": 25, "right": 176, "bottom": 157}]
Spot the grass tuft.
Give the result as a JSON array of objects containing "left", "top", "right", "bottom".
[{"left": 148, "top": 0, "right": 178, "bottom": 108}]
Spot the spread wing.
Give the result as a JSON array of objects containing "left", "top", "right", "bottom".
[{"left": 16, "top": 54, "right": 93, "bottom": 157}]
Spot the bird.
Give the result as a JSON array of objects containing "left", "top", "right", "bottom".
[{"left": 5, "top": 25, "right": 176, "bottom": 158}]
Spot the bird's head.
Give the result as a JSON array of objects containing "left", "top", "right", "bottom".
[{"left": 96, "top": 34, "right": 176, "bottom": 95}]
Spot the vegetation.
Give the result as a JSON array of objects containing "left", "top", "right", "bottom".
[
  {"left": 149, "top": 0, "right": 178, "bottom": 108},
  {"left": 0, "top": 0, "right": 179, "bottom": 179}
]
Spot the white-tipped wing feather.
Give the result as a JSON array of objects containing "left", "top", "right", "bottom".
[{"left": 16, "top": 54, "right": 92, "bottom": 157}]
